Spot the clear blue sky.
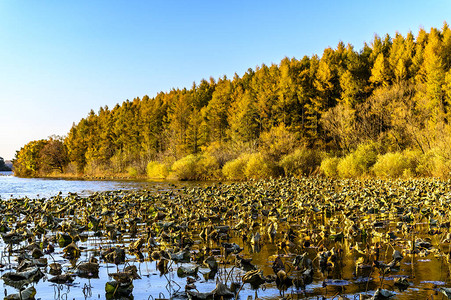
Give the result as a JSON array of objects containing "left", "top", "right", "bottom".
[{"left": 0, "top": 1, "right": 450, "bottom": 160}]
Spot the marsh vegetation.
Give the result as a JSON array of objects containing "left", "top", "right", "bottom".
[{"left": 1, "top": 178, "right": 451, "bottom": 299}]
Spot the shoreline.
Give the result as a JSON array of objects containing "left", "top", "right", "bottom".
[{"left": 33, "top": 173, "right": 149, "bottom": 181}]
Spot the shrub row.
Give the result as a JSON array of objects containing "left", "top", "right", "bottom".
[
  {"left": 147, "top": 153, "right": 222, "bottom": 181},
  {"left": 320, "top": 145, "right": 451, "bottom": 178},
  {"left": 146, "top": 143, "right": 451, "bottom": 180},
  {"left": 146, "top": 147, "right": 324, "bottom": 181}
]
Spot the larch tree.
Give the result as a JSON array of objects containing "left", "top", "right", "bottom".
[
  {"left": 228, "top": 90, "right": 260, "bottom": 143},
  {"left": 204, "top": 77, "right": 233, "bottom": 144},
  {"left": 370, "top": 53, "right": 392, "bottom": 87}
]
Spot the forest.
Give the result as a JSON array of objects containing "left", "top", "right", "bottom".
[{"left": 13, "top": 24, "right": 451, "bottom": 179}]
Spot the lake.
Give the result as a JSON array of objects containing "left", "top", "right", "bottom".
[
  {"left": 0, "top": 171, "right": 170, "bottom": 199},
  {"left": 0, "top": 174, "right": 449, "bottom": 299}
]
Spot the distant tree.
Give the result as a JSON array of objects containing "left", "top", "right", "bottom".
[
  {"left": 13, "top": 140, "right": 48, "bottom": 177},
  {"left": 441, "top": 22, "right": 451, "bottom": 70},
  {"left": 39, "top": 137, "right": 68, "bottom": 173},
  {"left": 228, "top": 91, "right": 260, "bottom": 143},
  {"left": 275, "top": 57, "right": 299, "bottom": 127},
  {"left": 140, "top": 93, "right": 168, "bottom": 159},
  {"left": 13, "top": 137, "right": 68, "bottom": 177},
  {"left": 370, "top": 53, "right": 392, "bottom": 87},
  {"left": 204, "top": 77, "right": 233, "bottom": 143},
  {"left": 65, "top": 120, "right": 88, "bottom": 173},
  {"left": 186, "top": 107, "right": 203, "bottom": 154},
  {"left": 193, "top": 78, "right": 216, "bottom": 109},
  {"left": 0, "top": 157, "right": 11, "bottom": 171},
  {"left": 167, "top": 90, "right": 193, "bottom": 157},
  {"left": 321, "top": 103, "right": 356, "bottom": 153},
  {"left": 252, "top": 64, "right": 279, "bottom": 131}
]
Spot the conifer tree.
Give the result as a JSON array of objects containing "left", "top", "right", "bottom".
[{"left": 204, "top": 77, "right": 233, "bottom": 143}]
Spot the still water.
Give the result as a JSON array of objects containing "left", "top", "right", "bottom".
[
  {"left": 0, "top": 173, "right": 281, "bottom": 300},
  {"left": 0, "top": 173, "right": 448, "bottom": 299},
  {"left": 0, "top": 171, "right": 164, "bottom": 199}
]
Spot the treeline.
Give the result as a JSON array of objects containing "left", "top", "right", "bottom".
[
  {"left": 14, "top": 24, "right": 451, "bottom": 179},
  {"left": 13, "top": 137, "right": 67, "bottom": 177},
  {"left": 0, "top": 157, "right": 11, "bottom": 171}
]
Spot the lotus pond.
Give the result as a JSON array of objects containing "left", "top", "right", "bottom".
[{"left": 2, "top": 177, "right": 451, "bottom": 299}]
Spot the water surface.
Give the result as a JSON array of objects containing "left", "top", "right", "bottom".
[
  {"left": 0, "top": 175, "right": 450, "bottom": 299},
  {"left": 0, "top": 171, "right": 166, "bottom": 199}
]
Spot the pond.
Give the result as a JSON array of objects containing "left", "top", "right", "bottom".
[
  {"left": 0, "top": 171, "right": 171, "bottom": 199},
  {"left": 0, "top": 177, "right": 450, "bottom": 299}
]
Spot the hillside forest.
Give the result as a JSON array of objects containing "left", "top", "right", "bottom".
[{"left": 13, "top": 24, "right": 451, "bottom": 180}]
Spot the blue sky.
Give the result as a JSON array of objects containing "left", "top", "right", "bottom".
[{"left": 0, "top": 1, "right": 450, "bottom": 160}]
